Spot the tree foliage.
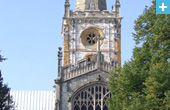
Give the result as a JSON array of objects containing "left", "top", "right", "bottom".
[
  {"left": 108, "top": 0, "right": 170, "bottom": 109},
  {"left": 0, "top": 53, "right": 7, "bottom": 62},
  {"left": 0, "top": 54, "right": 14, "bottom": 110},
  {"left": 0, "top": 54, "right": 3, "bottom": 62}
]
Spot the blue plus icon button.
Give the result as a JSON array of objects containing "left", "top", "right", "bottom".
[
  {"left": 159, "top": 3, "right": 167, "bottom": 11},
  {"left": 156, "top": 0, "right": 170, "bottom": 14}
]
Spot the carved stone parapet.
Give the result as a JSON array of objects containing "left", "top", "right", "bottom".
[{"left": 61, "top": 57, "right": 114, "bottom": 81}]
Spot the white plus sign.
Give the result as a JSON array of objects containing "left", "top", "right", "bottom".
[{"left": 159, "top": 3, "right": 167, "bottom": 11}]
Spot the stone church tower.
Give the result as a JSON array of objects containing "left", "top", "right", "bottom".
[{"left": 54, "top": 0, "right": 122, "bottom": 110}]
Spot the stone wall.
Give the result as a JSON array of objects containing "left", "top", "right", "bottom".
[
  {"left": 68, "top": 22, "right": 118, "bottom": 65},
  {"left": 63, "top": 40, "right": 70, "bottom": 66},
  {"left": 115, "top": 38, "right": 121, "bottom": 65},
  {"left": 60, "top": 69, "right": 109, "bottom": 110}
]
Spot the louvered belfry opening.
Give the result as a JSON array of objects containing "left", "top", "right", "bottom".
[{"left": 72, "top": 84, "right": 111, "bottom": 110}]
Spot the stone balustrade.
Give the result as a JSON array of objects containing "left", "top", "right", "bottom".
[
  {"left": 62, "top": 59, "right": 114, "bottom": 81},
  {"left": 101, "top": 61, "right": 114, "bottom": 72},
  {"left": 63, "top": 59, "right": 97, "bottom": 81}
]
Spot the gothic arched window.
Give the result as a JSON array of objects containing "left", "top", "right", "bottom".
[{"left": 72, "top": 83, "right": 111, "bottom": 110}]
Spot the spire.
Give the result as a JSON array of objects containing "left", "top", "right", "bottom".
[
  {"left": 116, "top": 0, "right": 120, "bottom": 5},
  {"left": 64, "top": 0, "right": 70, "bottom": 18},
  {"left": 115, "top": 0, "right": 121, "bottom": 17},
  {"left": 65, "top": 0, "right": 69, "bottom": 6},
  {"left": 75, "top": 0, "right": 107, "bottom": 11}
]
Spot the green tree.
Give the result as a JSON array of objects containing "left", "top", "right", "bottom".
[
  {"left": 108, "top": 0, "right": 170, "bottom": 110},
  {"left": 0, "top": 54, "right": 14, "bottom": 110}
]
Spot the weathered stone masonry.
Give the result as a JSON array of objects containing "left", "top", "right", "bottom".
[{"left": 54, "top": 0, "right": 122, "bottom": 110}]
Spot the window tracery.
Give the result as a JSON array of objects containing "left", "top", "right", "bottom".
[
  {"left": 86, "top": 33, "right": 96, "bottom": 45},
  {"left": 72, "top": 84, "right": 111, "bottom": 110},
  {"left": 80, "top": 27, "right": 103, "bottom": 49}
]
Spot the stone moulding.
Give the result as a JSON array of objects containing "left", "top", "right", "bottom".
[
  {"left": 72, "top": 10, "right": 115, "bottom": 17},
  {"left": 65, "top": 18, "right": 122, "bottom": 26}
]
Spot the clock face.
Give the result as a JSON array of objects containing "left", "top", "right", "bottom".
[{"left": 81, "top": 27, "right": 103, "bottom": 49}]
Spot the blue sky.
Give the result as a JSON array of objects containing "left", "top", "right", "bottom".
[{"left": 0, "top": 0, "right": 152, "bottom": 90}]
